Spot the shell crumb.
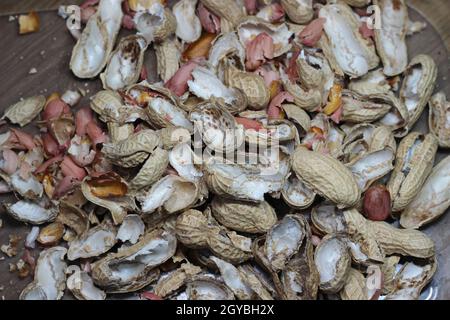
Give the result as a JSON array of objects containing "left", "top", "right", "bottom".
[
  {"left": 9, "top": 263, "right": 16, "bottom": 272},
  {"left": 28, "top": 67, "right": 37, "bottom": 74},
  {"left": 0, "top": 235, "right": 22, "bottom": 258}
]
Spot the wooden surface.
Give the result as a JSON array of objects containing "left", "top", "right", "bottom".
[
  {"left": 410, "top": 0, "right": 450, "bottom": 52},
  {"left": 0, "top": 2, "right": 449, "bottom": 300},
  {"left": 0, "top": 0, "right": 83, "bottom": 15}
]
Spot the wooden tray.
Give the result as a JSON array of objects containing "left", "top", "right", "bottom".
[{"left": 0, "top": 2, "right": 449, "bottom": 299}]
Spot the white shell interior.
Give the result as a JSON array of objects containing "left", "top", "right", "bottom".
[
  {"left": 188, "top": 67, "right": 236, "bottom": 104},
  {"left": 34, "top": 247, "right": 67, "bottom": 300},
  {"left": 11, "top": 172, "right": 43, "bottom": 199},
  {"left": 313, "top": 204, "right": 346, "bottom": 233},
  {"left": 67, "top": 271, "right": 106, "bottom": 300},
  {"left": 282, "top": 174, "right": 315, "bottom": 206},
  {"left": 402, "top": 66, "right": 422, "bottom": 113},
  {"left": 149, "top": 97, "right": 193, "bottom": 130},
  {"left": 139, "top": 175, "right": 197, "bottom": 214},
  {"left": 349, "top": 149, "right": 394, "bottom": 190},
  {"left": 117, "top": 214, "right": 145, "bottom": 244},
  {"left": 133, "top": 3, "right": 165, "bottom": 42},
  {"left": 71, "top": 0, "right": 122, "bottom": 77},
  {"left": 319, "top": 4, "right": 369, "bottom": 77},
  {"left": 173, "top": 0, "right": 201, "bottom": 43},
  {"left": 266, "top": 216, "right": 304, "bottom": 266},
  {"left": 211, "top": 256, "right": 253, "bottom": 298},
  {"left": 207, "top": 155, "right": 289, "bottom": 201},
  {"left": 110, "top": 232, "right": 175, "bottom": 281},
  {"left": 347, "top": 240, "right": 369, "bottom": 263},
  {"left": 187, "top": 280, "right": 230, "bottom": 300},
  {"left": 315, "top": 237, "right": 346, "bottom": 284},
  {"left": 68, "top": 227, "right": 116, "bottom": 260},
  {"left": 71, "top": 18, "right": 108, "bottom": 77},
  {"left": 103, "top": 37, "right": 147, "bottom": 90},
  {"left": 169, "top": 143, "right": 203, "bottom": 182},
  {"left": 8, "top": 201, "right": 53, "bottom": 224},
  {"left": 377, "top": 0, "right": 408, "bottom": 76}
]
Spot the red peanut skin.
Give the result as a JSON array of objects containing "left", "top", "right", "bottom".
[{"left": 363, "top": 185, "right": 391, "bottom": 221}]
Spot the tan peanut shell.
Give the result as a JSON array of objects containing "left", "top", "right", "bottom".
[
  {"left": 206, "top": 229, "right": 252, "bottom": 264},
  {"left": 154, "top": 37, "right": 181, "bottom": 82},
  {"left": 384, "top": 259, "right": 436, "bottom": 300},
  {"left": 186, "top": 274, "right": 235, "bottom": 300},
  {"left": 67, "top": 219, "right": 117, "bottom": 261},
  {"left": 224, "top": 65, "right": 270, "bottom": 110},
  {"left": 175, "top": 209, "right": 209, "bottom": 249},
  {"left": 400, "top": 54, "right": 437, "bottom": 131},
  {"left": 319, "top": 2, "right": 379, "bottom": 78},
  {"left": 210, "top": 197, "right": 277, "bottom": 234},
  {"left": 280, "top": 0, "right": 313, "bottom": 24},
  {"left": 154, "top": 8, "right": 177, "bottom": 43},
  {"left": 129, "top": 147, "right": 169, "bottom": 191},
  {"left": 344, "top": 209, "right": 386, "bottom": 263},
  {"left": 387, "top": 132, "right": 438, "bottom": 212},
  {"left": 344, "top": 209, "right": 435, "bottom": 258},
  {"left": 70, "top": 2, "right": 122, "bottom": 78},
  {"left": 2, "top": 95, "right": 45, "bottom": 127},
  {"left": 91, "top": 229, "right": 176, "bottom": 293},
  {"left": 343, "top": 0, "right": 371, "bottom": 7},
  {"left": 429, "top": 92, "right": 450, "bottom": 148},
  {"left": 297, "top": 49, "right": 334, "bottom": 101},
  {"left": 348, "top": 68, "right": 392, "bottom": 96},
  {"left": 346, "top": 146, "right": 395, "bottom": 192},
  {"left": 19, "top": 247, "right": 67, "bottom": 300},
  {"left": 102, "top": 129, "right": 161, "bottom": 168},
  {"left": 154, "top": 263, "right": 202, "bottom": 298},
  {"left": 292, "top": 147, "right": 360, "bottom": 208},
  {"left": 278, "top": 215, "right": 319, "bottom": 300},
  {"left": 381, "top": 255, "right": 401, "bottom": 295},
  {"left": 204, "top": 154, "right": 289, "bottom": 202},
  {"left": 282, "top": 76, "right": 322, "bottom": 112},
  {"left": 81, "top": 177, "right": 134, "bottom": 225},
  {"left": 282, "top": 104, "right": 311, "bottom": 133},
  {"left": 281, "top": 173, "right": 316, "bottom": 209},
  {"left": 375, "top": 92, "right": 410, "bottom": 137},
  {"left": 238, "top": 265, "right": 274, "bottom": 300},
  {"left": 401, "top": 155, "right": 450, "bottom": 229},
  {"left": 158, "top": 126, "right": 191, "bottom": 149},
  {"left": 90, "top": 90, "right": 147, "bottom": 124},
  {"left": 341, "top": 91, "right": 391, "bottom": 123},
  {"left": 373, "top": 0, "right": 408, "bottom": 77},
  {"left": 56, "top": 201, "right": 89, "bottom": 236},
  {"left": 200, "top": 0, "right": 246, "bottom": 28},
  {"left": 311, "top": 203, "right": 346, "bottom": 235},
  {"left": 107, "top": 123, "right": 134, "bottom": 143},
  {"left": 143, "top": 84, "right": 193, "bottom": 131},
  {"left": 369, "top": 125, "right": 397, "bottom": 153},
  {"left": 340, "top": 268, "right": 368, "bottom": 300}
]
